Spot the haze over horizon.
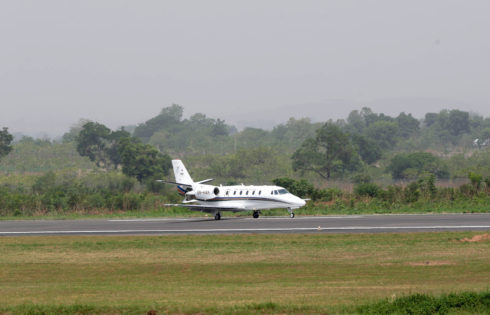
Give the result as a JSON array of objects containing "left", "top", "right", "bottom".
[{"left": 1, "top": 1, "right": 489, "bottom": 137}]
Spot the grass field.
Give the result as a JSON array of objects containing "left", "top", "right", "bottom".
[{"left": 0, "top": 232, "right": 489, "bottom": 314}]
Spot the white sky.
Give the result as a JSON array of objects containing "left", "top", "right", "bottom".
[{"left": 1, "top": 1, "right": 490, "bottom": 136}]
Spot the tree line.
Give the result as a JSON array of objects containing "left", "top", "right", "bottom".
[{"left": 2, "top": 105, "right": 490, "bottom": 184}]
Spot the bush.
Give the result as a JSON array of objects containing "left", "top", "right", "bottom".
[
  {"left": 379, "top": 185, "right": 403, "bottom": 203},
  {"left": 354, "top": 183, "right": 380, "bottom": 198},
  {"left": 356, "top": 291, "right": 490, "bottom": 314},
  {"left": 312, "top": 188, "right": 343, "bottom": 201},
  {"left": 468, "top": 172, "right": 483, "bottom": 190},
  {"left": 404, "top": 182, "right": 420, "bottom": 203},
  {"left": 272, "top": 177, "right": 315, "bottom": 198}
]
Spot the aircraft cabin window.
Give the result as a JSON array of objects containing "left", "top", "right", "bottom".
[
  {"left": 226, "top": 191, "right": 229, "bottom": 196},
  {"left": 271, "top": 191, "right": 273, "bottom": 195},
  {"left": 274, "top": 190, "right": 278, "bottom": 195},
  {"left": 259, "top": 190, "right": 261, "bottom": 195},
  {"left": 252, "top": 191, "right": 255, "bottom": 195},
  {"left": 240, "top": 191, "right": 243, "bottom": 195},
  {"left": 233, "top": 191, "right": 236, "bottom": 195},
  {"left": 246, "top": 191, "right": 249, "bottom": 195}
]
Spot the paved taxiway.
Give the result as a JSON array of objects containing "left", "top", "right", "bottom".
[{"left": 0, "top": 213, "right": 489, "bottom": 236}]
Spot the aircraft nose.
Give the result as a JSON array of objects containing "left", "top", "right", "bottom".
[{"left": 294, "top": 197, "right": 306, "bottom": 207}]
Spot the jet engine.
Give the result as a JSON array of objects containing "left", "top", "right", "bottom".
[{"left": 195, "top": 186, "right": 220, "bottom": 200}]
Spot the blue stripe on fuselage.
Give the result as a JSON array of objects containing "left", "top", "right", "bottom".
[{"left": 177, "top": 185, "right": 186, "bottom": 195}]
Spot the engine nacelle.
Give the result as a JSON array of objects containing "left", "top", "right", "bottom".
[{"left": 195, "top": 186, "right": 219, "bottom": 200}]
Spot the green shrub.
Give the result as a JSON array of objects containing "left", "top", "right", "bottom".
[
  {"left": 354, "top": 183, "right": 380, "bottom": 198},
  {"left": 404, "top": 182, "right": 420, "bottom": 203},
  {"left": 356, "top": 291, "right": 490, "bottom": 314}
]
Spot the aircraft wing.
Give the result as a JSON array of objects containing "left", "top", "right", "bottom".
[{"left": 165, "top": 204, "right": 245, "bottom": 213}]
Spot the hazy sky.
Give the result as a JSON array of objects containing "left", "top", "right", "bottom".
[{"left": 1, "top": 1, "right": 490, "bottom": 136}]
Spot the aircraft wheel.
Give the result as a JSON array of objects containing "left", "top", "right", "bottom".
[
  {"left": 253, "top": 211, "right": 259, "bottom": 219},
  {"left": 290, "top": 212, "right": 295, "bottom": 218},
  {"left": 214, "top": 212, "right": 221, "bottom": 220}
]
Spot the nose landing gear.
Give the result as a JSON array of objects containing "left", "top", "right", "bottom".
[{"left": 288, "top": 208, "right": 295, "bottom": 218}]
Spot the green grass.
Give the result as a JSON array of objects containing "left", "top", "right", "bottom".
[
  {"left": 1, "top": 198, "right": 489, "bottom": 221},
  {"left": 0, "top": 232, "right": 489, "bottom": 313},
  {"left": 2, "top": 292, "right": 489, "bottom": 314}
]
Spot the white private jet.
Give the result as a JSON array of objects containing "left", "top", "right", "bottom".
[{"left": 159, "top": 160, "right": 306, "bottom": 220}]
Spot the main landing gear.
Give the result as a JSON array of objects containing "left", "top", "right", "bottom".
[
  {"left": 252, "top": 210, "right": 260, "bottom": 219},
  {"left": 214, "top": 212, "right": 221, "bottom": 220}
]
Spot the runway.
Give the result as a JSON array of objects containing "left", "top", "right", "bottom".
[{"left": 0, "top": 213, "right": 489, "bottom": 236}]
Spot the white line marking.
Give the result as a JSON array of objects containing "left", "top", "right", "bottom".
[
  {"left": 1, "top": 226, "right": 489, "bottom": 235},
  {"left": 108, "top": 218, "right": 196, "bottom": 222}
]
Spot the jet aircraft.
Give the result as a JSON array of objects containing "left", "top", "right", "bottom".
[{"left": 159, "top": 160, "right": 306, "bottom": 220}]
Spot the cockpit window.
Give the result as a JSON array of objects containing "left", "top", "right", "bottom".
[{"left": 278, "top": 189, "right": 289, "bottom": 194}]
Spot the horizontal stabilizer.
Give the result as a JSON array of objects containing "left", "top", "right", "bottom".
[
  {"left": 197, "top": 178, "right": 214, "bottom": 184},
  {"left": 155, "top": 180, "right": 192, "bottom": 187}
]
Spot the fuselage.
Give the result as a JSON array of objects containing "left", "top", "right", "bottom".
[{"left": 182, "top": 183, "right": 306, "bottom": 211}]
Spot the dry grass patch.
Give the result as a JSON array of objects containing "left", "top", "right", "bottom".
[{"left": 460, "top": 233, "right": 490, "bottom": 243}]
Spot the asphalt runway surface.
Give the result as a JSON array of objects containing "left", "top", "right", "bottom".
[{"left": 0, "top": 213, "right": 489, "bottom": 236}]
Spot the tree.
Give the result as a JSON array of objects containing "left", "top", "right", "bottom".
[
  {"left": 133, "top": 104, "right": 183, "bottom": 142},
  {"left": 366, "top": 121, "right": 399, "bottom": 149},
  {"left": 387, "top": 152, "right": 450, "bottom": 180},
  {"left": 0, "top": 127, "right": 13, "bottom": 159},
  {"left": 76, "top": 122, "right": 112, "bottom": 168},
  {"left": 350, "top": 134, "right": 382, "bottom": 164},
  {"left": 76, "top": 123, "right": 130, "bottom": 169},
  {"left": 396, "top": 112, "right": 420, "bottom": 138},
  {"left": 270, "top": 118, "right": 319, "bottom": 151},
  {"left": 346, "top": 110, "right": 365, "bottom": 133},
  {"left": 211, "top": 118, "right": 229, "bottom": 137},
  {"left": 424, "top": 113, "right": 438, "bottom": 127},
  {"left": 424, "top": 110, "right": 471, "bottom": 145},
  {"left": 118, "top": 137, "right": 171, "bottom": 182},
  {"left": 106, "top": 128, "right": 131, "bottom": 168},
  {"left": 62, "top": 119, "right": 91, "bottom": 143},
  {"left": 448, "top": 110, "right": 470, "bottom": 136},
  {"left": 481, "top": 128, "right": 490, "bottom": 142},
  {"left": 292, "top": 123, "right": 360, "bottom": 179}
]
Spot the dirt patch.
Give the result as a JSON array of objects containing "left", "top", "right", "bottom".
[
  {"left": 460, "top": 233, "right": 490, "bottom": 243},
  {"left": 407, "top": 261, "right": 454, "bottom": 266}
]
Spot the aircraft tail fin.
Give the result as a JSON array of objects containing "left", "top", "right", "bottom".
[{"left": 172, "top": 160, "right": 194, "bottom": 185}]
